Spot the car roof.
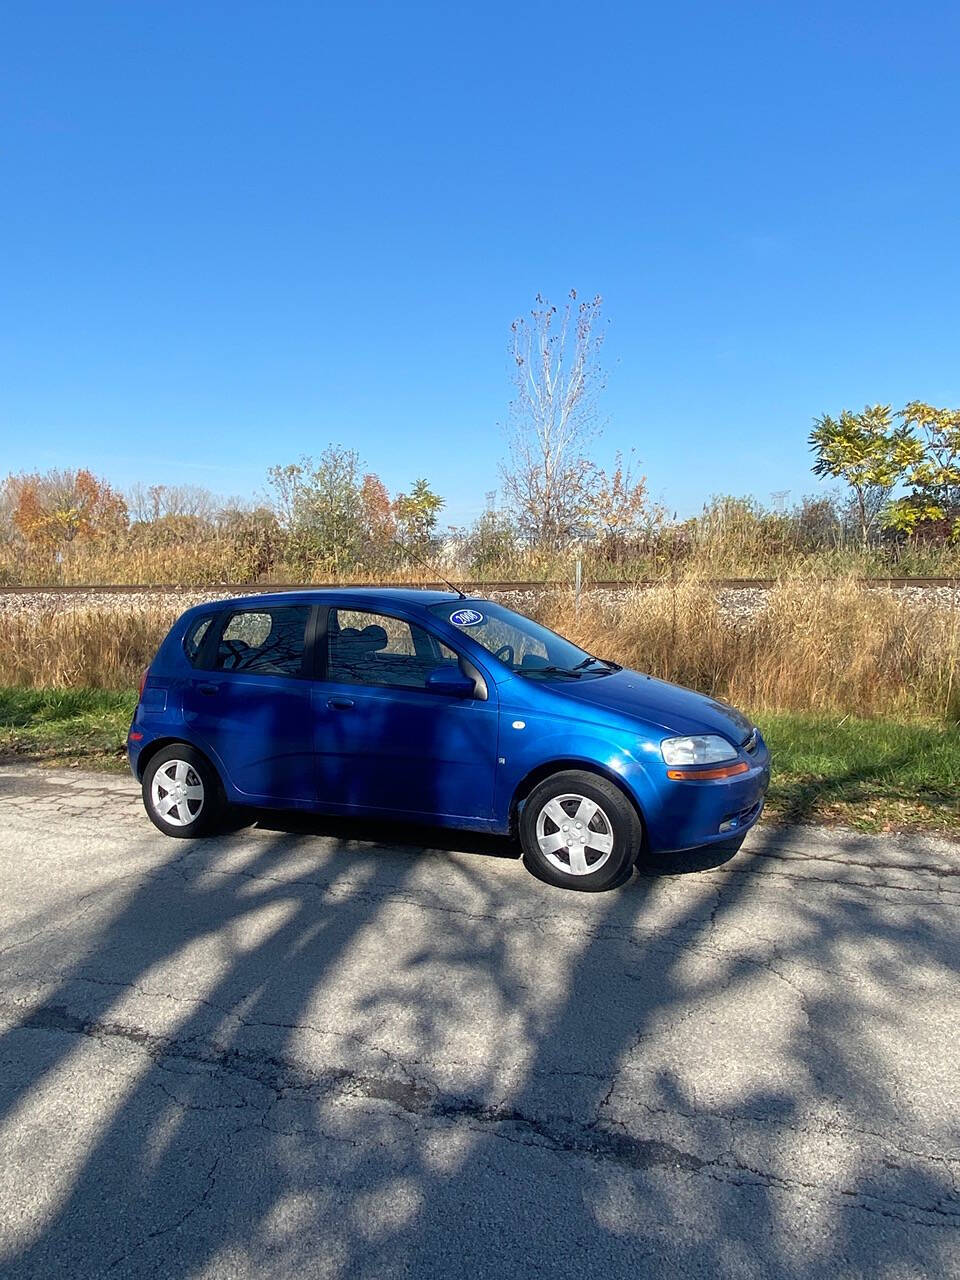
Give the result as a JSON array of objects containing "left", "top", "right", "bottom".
[{"left": 201, "top": 587, "right": 466, "bottom": 613}]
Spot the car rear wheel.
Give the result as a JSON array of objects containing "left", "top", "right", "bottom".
[
  {"left": 142, "top": 744, "right": 227, "bottom": 838},
  {"left": 519, "top": 770, "right": 641, "bottom": 891}
]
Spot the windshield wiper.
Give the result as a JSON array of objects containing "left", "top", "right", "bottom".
[
  {"left": 517, "top": 665, "right": 582, "bottom": 679},
  {"left": 572, "top": 656, "right": 622, "bottom": 673}
]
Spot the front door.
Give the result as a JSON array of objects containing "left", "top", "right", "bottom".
[{"left": 313, "top": 607, "right": 499, "bottom": 820}]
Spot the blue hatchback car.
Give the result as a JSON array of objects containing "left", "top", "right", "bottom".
[{"left": 129, "top": 589, "right": 770, "bottom": 890}]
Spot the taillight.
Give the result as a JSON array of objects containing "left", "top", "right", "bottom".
[{"left": 138, "top": 669, "right": 149, "bottom": 700}]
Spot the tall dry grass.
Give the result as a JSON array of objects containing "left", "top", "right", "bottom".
[
  {"left": 0, "top": 608, "right": 181, "bottom": 689},
  {"left": 0, "top": 540, "right": 455, "bottom": 587},
  {"left": 4, "top": 531, "right": 960, "bottom": 587},
  {"left": 539, "top": 579, "right": 960, "bottom": 721},
  {"left": 0, "top": 540, "right": 249, "bottom": 587},
  {"left": 1, "top": 581, "right": 957, "bottom": 720}
]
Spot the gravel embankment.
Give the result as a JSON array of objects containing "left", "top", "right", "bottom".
[{"left": 0, "top": 582, "right": 957, "bottom": 626}]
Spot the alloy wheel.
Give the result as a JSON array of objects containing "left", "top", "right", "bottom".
[
  {"left": 535, "top": 793, "right": 615, "bottom": 876},
  {"left": 151, "top": 759, "right": 204, "bottom": 827}
]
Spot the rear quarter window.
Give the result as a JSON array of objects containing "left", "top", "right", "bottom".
[{"left": 183, "top": 615, "right": 214, "bottom": 666}]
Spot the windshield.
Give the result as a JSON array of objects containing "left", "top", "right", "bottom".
[{"left": 427, "top": 600, "right": 615, "bottom": 678}]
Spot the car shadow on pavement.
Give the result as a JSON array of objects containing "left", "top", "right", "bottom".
[
  {"left": 253, "top": 809, "right": 744, "bottom": 881},
  {"left": 250, "top": 807, "right": 523, "bottom": 860}
]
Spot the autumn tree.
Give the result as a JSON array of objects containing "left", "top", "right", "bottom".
[
  {"left": 885, "top": 401, "right": 960, "bottom": 540},
  {"left": 808, "top": 405, "right": 917, "bottom": 547},
  {"left": 500, "top": 290, "right": 607, "bottom": 549},
  {"left": 589, "top": 451, "right": 660, "bottom": 555},
  {"left": 9, "top": 469, "right": 127, "bottom": 546},
  {"left": 359, "top": 473, "right": 395, "bottom": 544}
]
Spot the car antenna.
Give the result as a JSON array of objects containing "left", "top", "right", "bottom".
[{"left": 391, "top": 537, "right": 467, "bottom": 599}]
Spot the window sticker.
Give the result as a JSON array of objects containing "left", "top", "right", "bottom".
[{"left": 450, "top": 608, "right": 484, "bottom": 627}]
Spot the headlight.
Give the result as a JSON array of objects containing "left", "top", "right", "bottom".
[{"left": 661, "top": 734, "right": 737, "bottom": 765}]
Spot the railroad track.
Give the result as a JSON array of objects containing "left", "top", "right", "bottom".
[{"left": 0, "top": 577, "right": 958, "bottom": 595}]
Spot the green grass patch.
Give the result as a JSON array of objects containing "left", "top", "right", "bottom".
[
  {"left": 0, "top": 689, "right": 957, "bottom": 836},
  {"left": 758, "top": 712, "right": 960, "bottom": 834},
  {"left": 0, "top": 687, "right": 136, "bottom": 769}
]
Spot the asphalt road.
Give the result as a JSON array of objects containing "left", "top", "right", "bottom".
[{"left": 0, "top": 764, "right": 958, "bottom": 1279}]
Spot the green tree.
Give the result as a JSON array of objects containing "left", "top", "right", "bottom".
[
  {"left": 808, "top": 405, "right": 917, "bottom": 548},
  {"left": 217, "top": 504, "right": 284, "bottom": 580},
  {"left": 463, "top": 493, "right": 518, "bottom": 576},
  {"left": 267, "top": 447, "right": 366, "bottom": 572},
  {"left": 393, "top": 478, "right": 444, "bottom": 550},
  {"left": 885, "top": 402, "right": 960, "bottom": 540}
]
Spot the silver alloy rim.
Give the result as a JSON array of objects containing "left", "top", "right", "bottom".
[
  {"left": 151, "top": 759, "right": 204, "bottom": 827},
  {"left": 535, "top": 793, "right": 615, "bottom": 876}
]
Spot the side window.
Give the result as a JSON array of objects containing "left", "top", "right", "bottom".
[
  {"left": 214, "top": 606, "right": 310, "bottom": 676},
  {"left": 327, "top": 609, "right": 458, "bottom": 690},
  {"left": 184, "top": 616, "right": 213, "bottom": 666}
]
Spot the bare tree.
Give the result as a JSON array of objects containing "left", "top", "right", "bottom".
[
  {"left": 500, "top": 290, "right": 606, "bottom": 549},
  {"left": 128, "top": 482, "right": 218, "bottom": 523},
  {"left": 0, "top": 476, "right": 18, "bottom": 545}
]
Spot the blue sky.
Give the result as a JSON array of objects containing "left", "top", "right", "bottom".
[{"left": 2, "top": 1, "right": 958, "bottom": 526}]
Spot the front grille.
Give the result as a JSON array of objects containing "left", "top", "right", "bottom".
[
  {"left": 743, "top": 729, "right": 759, "bottom": 755},
  {"left": 719, "top": 799, "right": 763, "bottom": 834}
]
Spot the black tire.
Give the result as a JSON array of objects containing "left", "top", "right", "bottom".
[
  {"left": 142, "top": 743, "right": 228, "bottom": 839},
  {"left": 519, "top": 770, "right": 641, "bottom": 892}
]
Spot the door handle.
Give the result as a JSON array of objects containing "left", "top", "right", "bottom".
[
  {"left": 326, "top": 696, "right": 355, "bottom": 710},
  {"left": 197, "top": 683, "right": 218, "bottom": 696}
]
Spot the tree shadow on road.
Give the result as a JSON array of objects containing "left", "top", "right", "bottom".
[{"left": 0, "top": 806, "right": 957, "bottom": 1278}]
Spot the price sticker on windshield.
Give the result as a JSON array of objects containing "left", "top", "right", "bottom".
[{"left": 450, "top": 608, "right": 484, "bottom": 626}]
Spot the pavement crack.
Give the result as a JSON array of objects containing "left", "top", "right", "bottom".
[
  {"left": 707, "top": 864, "right": 960, "bottom": 896},
  {"left": 748, "top": 847, "right": 960, "bottom": 879},
  {"left": 102, "top": 1153, "right": 221, "bottom": 1273},
  {"left": 10, "top": 998, "right": 959, "bottom": 1230}
]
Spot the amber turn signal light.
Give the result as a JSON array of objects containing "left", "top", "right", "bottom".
[{"left": 666, "top": 762, "right": 750, "bottom": 781}]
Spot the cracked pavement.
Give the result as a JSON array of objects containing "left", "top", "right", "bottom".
[{"left": 0, "top": 764, "right": 958, "bottom": 1277}]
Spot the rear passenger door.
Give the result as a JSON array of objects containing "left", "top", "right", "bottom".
[
  {"left": 313, "top": 607, "right": 499, "bottom": 821},
  {"left": 182, "top": 604, "right": 316, "bottom": 803}
]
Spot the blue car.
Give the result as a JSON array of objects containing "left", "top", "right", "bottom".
[{"left": 129, "top": 589, "right": 770, "bottom": 891}]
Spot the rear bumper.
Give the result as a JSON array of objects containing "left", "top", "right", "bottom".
[
  {"left": 636, "top": 746, "right": 771, "bottom": 853},
  {"left": 126, "top": 741, "right": 142, "bottom": 778}
]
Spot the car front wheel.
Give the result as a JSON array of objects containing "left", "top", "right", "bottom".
[
  {"left": 519, "top": 770, "right": 641, "bottom": 891},
  {"left": 142, "top": 744, "right": 227, "bottom": 838}
]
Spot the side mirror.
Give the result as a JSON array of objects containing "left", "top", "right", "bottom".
[{"left": 426, "top": 665, "right": 474, "bottom": 698}]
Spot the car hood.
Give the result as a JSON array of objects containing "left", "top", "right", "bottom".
[{"left": 551, "top": 668, "right": 754, "bottom": 742}]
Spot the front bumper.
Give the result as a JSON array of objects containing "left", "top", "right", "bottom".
[{"left": 639, "top": 742, "right": 771, "bottom": 853}]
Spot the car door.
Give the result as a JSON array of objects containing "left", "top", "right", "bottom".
[
  {"left": 181, "top": 603, "right": 316, "bottom": 803},
  {"left": 312, "top": 606, "right": 499, "bottom": 820}
]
